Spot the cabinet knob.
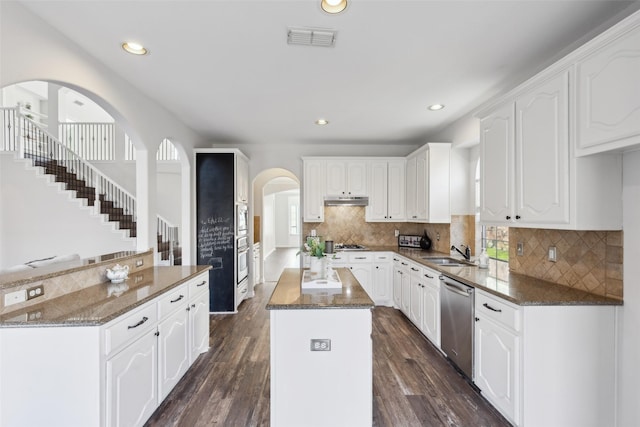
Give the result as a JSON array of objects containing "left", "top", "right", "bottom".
[
  {"left": 389, "top": 216, "right": 392, "bottom": 219},
  {"left": 506, "top": 215, "right": 511, "bottom": 220},
  {"left": 515, "top": 215, "right": 521, "bottom": 220},
  {"left": 475, "top": 317, "right": 480, "bottom": 322}
]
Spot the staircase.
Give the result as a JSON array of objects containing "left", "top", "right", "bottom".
[{"left": 1, "top": 106, "right": 180, "bottom": 262}]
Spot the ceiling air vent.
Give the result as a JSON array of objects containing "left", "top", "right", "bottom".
[{"left": 287, "top": 27, "right": 336, "bottom": 47}]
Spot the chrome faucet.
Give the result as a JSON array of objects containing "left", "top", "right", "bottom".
[{"left": 451, "top": 244, "right": 471, "bottom": 261}]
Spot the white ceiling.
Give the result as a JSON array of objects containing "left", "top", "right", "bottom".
[{"left": 18, "top": 0, "right": 640, "bottom": 146}]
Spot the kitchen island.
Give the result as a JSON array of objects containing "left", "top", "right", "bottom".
[{"left": 267, "top": 268, "right": 374, "bottom": 427}]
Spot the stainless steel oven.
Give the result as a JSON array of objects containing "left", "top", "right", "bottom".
[
  {"left": 237, "top": 236, "right": 249, "bottom": 284},
  {"left": 236, "top": 204, "right": 248, "bottom": 236}
]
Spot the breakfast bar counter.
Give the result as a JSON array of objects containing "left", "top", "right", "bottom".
[{"left": 267, "top": 268, "right": 374, "bottom": 427}]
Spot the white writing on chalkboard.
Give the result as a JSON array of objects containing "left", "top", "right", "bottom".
[{"left": 198, "top": 217, "right": 234, "bottom": 259}]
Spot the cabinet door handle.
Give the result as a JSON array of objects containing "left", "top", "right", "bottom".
[
  {"left": 376, "top": 266, "right": 379, "bottom": 269},
  {"left": 401, "top": 262, "right": 408, "bottom": 266},
  {"left": 186, "top": 307, "right": 191, "bottom": 311},
  {"left": 354, "top": 256, "right": 367, "bottom": 260},
  {"left": 475, "top": 317, "right": 480, "bottom": 322},
  {"left": 483, "top": 302, "right": 502, "bottom": 313},
  {"left": 128, "top": 316, "right": 149, "bottom": 329},
  {"left": 170, "top": 295, "right": 185, "bottom": 303},
  {"left": 515, "top": 215, "right": 521, "bottom": 220},
  {"left": 506, "top": 215, "right": 511, "bottom": 220},
  {"left": 191, "top": 303, "right": 196, "bottom": 308},
  {"left": 411, "top": 267, "right": 419, "bottom": 272},
  {"left": 424, "top": 274, "right": 433, "bottom": 279},
  {"left": 197, "top": 280, "right": 207, "bottom": 287}
]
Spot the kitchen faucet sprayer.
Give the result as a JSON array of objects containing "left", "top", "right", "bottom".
[{"left": 451, "top": 244, "right": 471, "bottom": 261}]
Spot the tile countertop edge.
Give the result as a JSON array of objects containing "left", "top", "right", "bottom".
[
  {"left": 0, "top": 265, "right": 212, "bottom": 328},
  {"left": 362, "top": 246, "right": 622, "bottom": 307}
]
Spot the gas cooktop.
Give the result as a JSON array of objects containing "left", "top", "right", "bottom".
[{"left": 334, "top": 244, "right": 367, "bottom": 251}]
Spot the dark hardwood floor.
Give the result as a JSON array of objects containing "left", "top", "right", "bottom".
[{"left": 146, "top": 251, "right": 511, "bottom": 427}]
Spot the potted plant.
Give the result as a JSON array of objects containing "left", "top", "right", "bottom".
[{"left": 303, "top": 238, "right": 327, "bottom": 276}]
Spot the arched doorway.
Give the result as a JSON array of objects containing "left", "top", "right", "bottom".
[{"left": 252, "top": 168, "right": 300, "bottom": 283}]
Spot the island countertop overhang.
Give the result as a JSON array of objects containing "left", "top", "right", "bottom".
[{"left": 266, "top": 267, "right": 375, "bottom": 310}]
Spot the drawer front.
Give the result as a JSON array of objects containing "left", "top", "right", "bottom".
[
  {"left": 158, "top": 284, "right": 189, "bottom": 319},
  {"left": 476, "top": 291, "right": 521, "bottom": 332},
  {"left": 189, "top": 274, "right": 209, "bottom": 298},
  {"left": 373, "top": 252, "right": 392, "bottom": 262},
  {"left": 348, "top": 252, "right": 373, "bottom": 263},
  {"left": 104, "top": 303, "right": 158, "bottom": 356},
  {"left": 329, "top": 253, "right": 348, "bottom": 264}
]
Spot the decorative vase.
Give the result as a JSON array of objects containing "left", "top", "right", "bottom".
[{"left": 309, "top": 256, "right": 327, "bottom": 277}]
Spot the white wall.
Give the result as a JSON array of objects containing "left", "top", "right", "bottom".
[
  {"left": 262, "top": 194, "right": 276, "bottom": 258},
  {"left": 0, "top": 154, "right": 136, "bottom": 268},
  {"left": 617, "top": 150, "right": 640, "bottom": 427}
]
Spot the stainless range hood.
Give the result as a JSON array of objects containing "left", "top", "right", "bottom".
[{"left": 323, "top": 196, "right": 369, "bottom": 206}]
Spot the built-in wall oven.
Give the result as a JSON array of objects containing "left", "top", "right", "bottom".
[
  {"left": 237, "top": 235, "right": 249, "bottom": 284},
  {"left": 237, "top": 204, "right": 248, "bottom": 236}
]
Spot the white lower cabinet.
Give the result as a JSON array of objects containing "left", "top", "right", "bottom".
[
  {"left": 473, "top": 289, "right": 616, "bottom": 427},
  {"left": 158, "top": 307, "right": 190, "bottom": 400},
  {"left": 474, "top": 300, "right": 520, "bottom": 423},
  {"left": 408, "top": 265, "right": 422, "bottom": 326},
  {"left": 420, "top": 267, "right": 440, "bottom": 349},
  {"left": 106, "top": 330, "right": 159, "bottom": 427},
  {"left": 392, "top": 257, "right": 403, "bottom": 308},
  {"left": 105, "top": 272, "right": 210, "bottom": 426},
  {"left": 189, "top": 290, "right": 211, "bottom": 363},
  {"left": 372, "top": 253, "right": 393, "bottom": 306},
  {"left": 400, "top": 260, "right": 411, "bottom": 316}
]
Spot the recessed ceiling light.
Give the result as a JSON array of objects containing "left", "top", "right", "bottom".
[
  {"left": 428, "top": 104, "right": 445, "bottom": 111},
  {"left": 321, "top": 0, "right": 348, "bottom": 14},
  {"left": 315, "top": 119, "right": 329, "bottom": 125},
  {"left": 122, "top": 42, "right": 149, "bottom": 56}
]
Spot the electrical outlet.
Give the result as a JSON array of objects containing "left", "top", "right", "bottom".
[
  {"left": 394, "top": 230, "right": 399, "bottom": 237},
  {"left": 310, "top": 339, "right": 331, "bottom": 351},
  {"left": 4, "top": 289, "right": 27, "bottom": 306},
  {"left": 26, "top": 284, "right": 44, "bottom": 300},
  {"left": 136, "top": 259, "right": 144, "bottom": 267},
  {"left": 517, "top": 242, "right": 524, "bottom": 256},
  {"left": 436, "top": 232, "right": 440, "bottom": 241},
  {"left": 548, "top": 246, "right": 557, "bottom": 262}
]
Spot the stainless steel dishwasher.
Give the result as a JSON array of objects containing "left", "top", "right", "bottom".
[{"left": 440, "top": 275, "right": 475, "bottom": 380}]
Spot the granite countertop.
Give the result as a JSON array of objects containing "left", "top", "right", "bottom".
[
  {"left": 343, "top": 246, "right": 621, "bottom": 306},
  {"left": 266, "top": 268, "right": 375, "bottom": 310},
  {"left": 0, "top": 265, "right": 211, "bottom": 328}
]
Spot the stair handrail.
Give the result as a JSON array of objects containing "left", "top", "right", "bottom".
[{"left": 1, "top": 107, "right": 137, "bottom": 221}]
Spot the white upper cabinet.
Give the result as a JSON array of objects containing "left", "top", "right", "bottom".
[
  {"left": 575, "top": 15, "right": 640, "bottom": 155},
  {"left": 479, "top": 68, "right": 622, "bottom": 230},
  {"left": 406, "top": 143, "right": 451, "bottom": 223},
  {"left": 366, "top": 159, "right": 405, "bottom": 222},
  {"left": 480, "top": 104, "right": 513, "bottom": 223},
  {"left": 236, "top": 155, "right": 249, "bottom": 204},
  {"left": 303, "top": 159, "right": 325, "bottom": 222},
  {"left": 325, "top": 160, "right": 368, "bottom": 196},
  {"left": 515, "top": 71, "right": 570, "bottom": 225}
]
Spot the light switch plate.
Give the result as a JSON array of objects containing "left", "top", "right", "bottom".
[
  {"left": 517, "top": 242, "right": 524, "bottom": 256},
  {"left": 548, "top": 246, "right": 557, "bottom": 262}
]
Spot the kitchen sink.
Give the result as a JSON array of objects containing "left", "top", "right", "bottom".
[{"left": 420, "top": 256, "right": 476, "bottom": 267}]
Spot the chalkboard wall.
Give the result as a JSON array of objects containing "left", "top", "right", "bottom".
[{"left": 196, "top": 152, "right": 236, "bottom": 312}]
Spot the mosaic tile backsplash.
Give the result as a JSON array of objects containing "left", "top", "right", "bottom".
[{"left": 509, "top": 228, "right": 623, "bottom": 300}]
